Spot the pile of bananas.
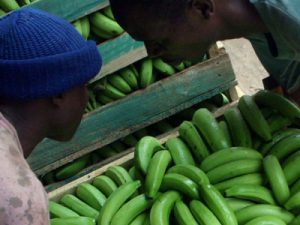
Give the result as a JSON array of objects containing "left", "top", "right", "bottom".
[
  {"left": 0, "top": 0, "right": 36, "bottom": 15},
  {"left": 42, "top": 94, "right": 229, "bottom": 185},
  {"left": 84, "top": 58, "right": 201, "bottom": 113},
  {"left": 49, "top": 90, "right": 300, "bottom": 225}
]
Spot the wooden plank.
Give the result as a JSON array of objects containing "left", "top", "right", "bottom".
[
  {"left": 91, "top": 34, "right": 147, "bottom": 82},
  {"left": 27, "top": 0, "right": 108, "bottom": 22},
  {"left": 47, "top": 100, "right": 239, "bottom": 199},
  {"left": 28, "top": 53, "right": 236, "bottom": 175}
]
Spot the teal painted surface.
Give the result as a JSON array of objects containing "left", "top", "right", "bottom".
[
  {"left": 98, "top": 33, "right": 145, "bottom": 66},
  {"left": 28, "top": 0, "right": 108, "bottom": 22},
  {"left": 28, "top": 54, "right": 236, "bottom": 174}
]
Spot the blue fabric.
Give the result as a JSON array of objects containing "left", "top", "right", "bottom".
[{"left": 0, "top": 8, "right": 102, "bottom": 100}]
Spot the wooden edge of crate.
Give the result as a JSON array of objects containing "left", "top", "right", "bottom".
[
  {"left": 47, "top": 100, "right": 239, "bottom": 200},
  {"left": 29, "top": 52, "right": 237, "bottom": 175}
]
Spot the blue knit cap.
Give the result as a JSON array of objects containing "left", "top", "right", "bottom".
[{"left": 0, "top": 8, "right": 102, "bottom": 100}]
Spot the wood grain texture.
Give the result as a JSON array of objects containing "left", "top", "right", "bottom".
[{"left": 28, "top": 53, "right": 236, "bottom": 175}]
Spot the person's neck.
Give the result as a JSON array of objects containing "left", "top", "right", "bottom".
[
  {"left": 217, "top": 0, "right": 268, "bottom": 40},
  {"left": 0, "top": 106, "right": 48, "bottom": 158}
]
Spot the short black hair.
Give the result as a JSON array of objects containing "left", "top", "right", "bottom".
[{"left": 110, "top": 0, "right": 188, "bottom": 23}]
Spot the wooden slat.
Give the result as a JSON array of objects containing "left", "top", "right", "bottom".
[
  {"left": 92, "top": 34, "right": 147, "bottom": 82},
  {"left": 48, "top": 100, "right": 239, "bottom": 199},
  {"left": 27, "top": 0, "right": 108, "bottom": 22},
  {"left": 28, "top": 53, "right": 236, "bottom": 175}
]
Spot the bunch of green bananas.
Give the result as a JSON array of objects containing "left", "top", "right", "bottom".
[
  {"left": 0, "top": 0, "right": 20, "bottom": 13},
  {"left": 49, "top": 90, "right": 300, "bottom": 225}
]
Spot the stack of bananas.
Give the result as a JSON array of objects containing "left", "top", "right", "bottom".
[
  {"left": 84, "top": 58, "right": 198, "bottom": 113},
  {"left": 42, "top": 94, "right": 229, "bottom": 185},
  {"left": 49, "top": 90, "right": 300, "bottom": 225},
  {"left": 0, "top": 0, "right": 35, "bottom": 15}
]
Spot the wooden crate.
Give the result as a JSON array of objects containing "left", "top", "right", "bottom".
[
  {"left": 48, "top": 100, "right": 240, "bottom": 201},
  {"left": 28, "top": 49, "right": 237, "bottom": 176}
]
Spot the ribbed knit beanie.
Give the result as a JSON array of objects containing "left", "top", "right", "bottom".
[{"left": 0, "top": 8, "right": 102, "bottom": 100}]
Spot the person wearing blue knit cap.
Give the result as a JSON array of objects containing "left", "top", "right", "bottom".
[{"left": 0, "top": 8, "right": 102, "bottom": 224}]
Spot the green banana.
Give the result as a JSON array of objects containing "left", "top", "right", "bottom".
[
  {"left": 224, "top": 107, "right": 252, "bottom": 147},
  {"left": 267, "top": 114, "right": 292, "bottom": 133},
  {"left": 42, "top": 171, "right": 56, "bottom": 185},
  {"left": 260, "top": 128, "right": 300, "bottom": 156},
  {"left": 199, "top": 184, "right": 238, "bottom": 225},
  {"left": 174, "top": 62, "right": 185, "bottom": 71},
  {"left": 150, "top": 191, "right": 181, "bottom": 225},
  {"left": 254, "top": 90, "right": 300, "bottom": 119},
  {"left": 283, "top": 153, "right": 300, "bottom": 185},
  {"left": 50, "top": 217, "right": 95, "bottom": 225},
  {"left": 145, "top": 150, "right": 172, "bottom": 198},
  {"left": 102, "top": 6, "right": 115, "bottom": 20},
  {"left": 218, "top": 120, "right": 232, "bottom": 147},
  {"left": 291, "top": 179, "right": 300, "bottom": 195},
  {"left": 269, "top": 134, "right": 300, "bottom": 161},
  {"left": 140, "top": 58, "right": 154, "bottom": 88},
  {"left": 120, "top": 67, "right": 139, "bottom": 89},
  {"left": 184, "top": 61, "right": 193, "bottom": 67},
  {"left": 200, "top": 147, "right": 262, "bottom": 172},
  {"left": 0, "top": 9, "right": 5, "bottom": 16},
  {"left": 260, "top": 107, "right": 277, "bottom": 119},
  {"left": 122, "top": 134, "right": 138, "bottom": 147},
  {"left": 244, "top": 216, "right": 286, "bottom": 225},
  {"left": 215, "top": 173, "right": 264, "bottom": 193},
  {"left": 129, "top": 213, "right": 147, "bottom": 225},
  {"left": 105, "top": 166, "right": 133, "bottom": 186},
  {"left": 207, "top": 159, "right": 262, "bottom": 184},
  {"left": 96, "top": 146, "right": 118, "bottom": 158},
  {"left": 96, "top": 93, "right": 115, "bottom": 105},
  {"left": 263, "top": 155, "right": 290, "bottom": 205},
  {"left": 153, "top": 58, "right": 176, "bottom": 76},
  {"left": 282, "top": 150, "right": 300, "bottom": 168},
  {"left": 92, "top": 175, "right": 118, "bottom": 197},
  {"left": 128, "top": 166, "right": 137, "bottom": 180},
  {"left": 289, "top": 215, "right": 300, "bottom": 225},
  {"left": 0, "top": 0, "right": 19, "bottom": 12},
  {"left": 284, "top": 191, "right": 300, "bottom": 211},
  {"left": 49, "top": 201, "right": 79, "bottom": 218},
  {"left": 190, "top": 200, "right": 221, "bottom": 225},
  {"left": 192, "top": 108, "right": 230, "bottom": 151},
  {"left": 160, "top": 173, "right": 200, "bottom": 200},
  {"left": 108, "top": 74, "right": 132, "bottom": 94},
  {"left": 81, "top": 17, "right": 90, "bottom": 40},
  {"left": 174, "top": 200, "right": 198, "bottom": 225},
  {"left": 89, "top": 12, "right": 124, "bottom": 36},
  {"left": 91, "top": 25, "right": 114, "bottom": 39},
  {"left": 165, "top": 137, "right": 195, "bottom": 165},
  {"left": 103, "top": 82, "right": 126, "bottom": 100},
  {"left": 179, "top": 121, "right": 210, "bottom": 162},
  {"left": 135, "top": 136, "right": 164, "bottom": 174},
  {"left": 98, "top": 181, "right": 141, "bottom": 225},
  {"left": 76, "top": 183, "right": 107, "bottom": 211},
  {"left": 225, "top": 184, "right": 276, "bottom": 205},
  {"left": 238, "top": 95, "right": 272, "bottom": 141},
  {"left": 235, "top": 204, "right": 294, "bottom": 225},
  {"left": 167, "top": 164, "right": 210, "bottom": 185},
  {"left": 55, "top": 155, "right": 90, "bottom": 180},
  {"left": 60, "top": 194, "right": 99, "bottom": 219},
  {"left": 111, "top": 194, "right": 154, "bottom": 225},
  {"left": 73, "top": 20, "right": 83, "bottom": 36},
  {"left": 130, "top": 64, "right": 139, "bottom": 78},
  {"left": 226, "top": 198, "right": 255, "bottom": 211},
  {"left": 17, "top": 0, "right": 30, "bottom": 6}
]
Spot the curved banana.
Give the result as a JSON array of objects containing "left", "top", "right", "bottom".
[
  {"left": 120, "top": 67, "right": 139, "bottom": 90},
  {"left": 179, "top": 121, "right": 210, "bottom": 162},
  {"left": 238, "top": 95, "right": 271, "bottom": 141},
  {"left": 167, "top": 164, "right": 210, "bottom": 185},
  {"left": 174, "top": 62, "right": 185, "bottom": 71},
  {"left": 218, "top": 120, "right": 232, "bottom": 147},
  {"left": 263, "top": 155, "right": 290, "bottom": 205},
  {"left": 207, "top": 159, "right": 262, "bottom": 184},
  {"left": 284, "top": 191, "right": 300, "bottom": 211},
  {"left": 0, "top": 0, "right": 19, "bottom": 12},
  {"left": 174, "top": 200, "right": 198, "bottom": 225},
  {"left": 81, "top": 17, "right": 90, "bottom": 40},
  {"left": 145, "top": 150, "right": 172, "bottom": 198},
  {"left": 135, "top": 136, "right": 164, "bottom": 174},
  {"left": 200, "top": 147, "right": 262, "bottom": 172},
  {"left": 102, "top": 6, "right": 115, "bottom": 20},
  {"left": 105, "top": 166, "right": 133, "bottom": 186},
  {"left": 49, "top": 201, "right": 79, "bottom": 218},
  {"left": 150, "top": 191, "right": 181, "bottom": 225},
  {"left": 225, "top": 184, "right": 276, "bottom": 205},
  {"left": 153, "top": 58, "right": 176, "bottom": 76},
  {"left": 291, "top": 179, "right": 300, "bottom": 195},
  {"left": 129, "top": 213, "right": 147, "bottom": 225},
  {"left": 103, "top": 83, "right": 126, "bottom": 100},
  {"left": 267, "top": 114, "right": 292, "bottom": 133},
  {"left": 283, "top": 153, "right": 300, "bottom": 185},
  {"left": 92, "top": 175, "right": 118, "bottom": 197},
  {"left": 140, "top": 58, "right": 154, "bottom": 88},
  {"left": 160, "top": 173, "right": 200, "bottom": 200},
  {"left": 244, "top": 216, "right": 286, "bottom": 225},
  {"left": 199, "top": 184, "right": 238, "bottom": 225},
  {"left": 98, "top": 181, "right": 141, "bottom": 225},
  {"left": 190, "top": 200, "right": 221, "bottom": 225},
  {"left": 108, "top": 74, "right": 132, "bottom": 94},
  {"left": 192, "top": 108, "right": 230, "bottom": 151},
  {"left": 226, "top": 198, "right": 255, "bottom": 212},
  {"left": 50, "top": 217, "right": 95, "bottom": 225}
]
